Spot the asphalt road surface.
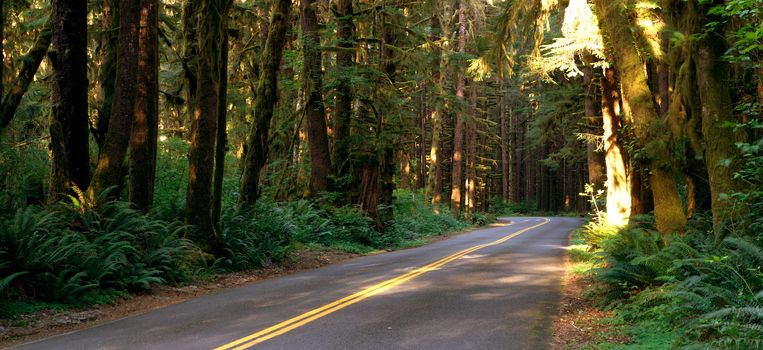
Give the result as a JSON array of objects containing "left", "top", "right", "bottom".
[{"left": 12, "top": 217, "right": 581, "bottom": 350}]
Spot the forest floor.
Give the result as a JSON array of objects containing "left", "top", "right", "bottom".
[
  {"left": 0, "top": 225, "right": 485, "bottom": 348},
  {"left": 550, "top": 234, "right": 630, "bottom": 349}
]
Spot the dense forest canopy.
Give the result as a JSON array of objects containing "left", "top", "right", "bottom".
[{"left": 0, "top": 0, "right": 762, "bottom": 346}]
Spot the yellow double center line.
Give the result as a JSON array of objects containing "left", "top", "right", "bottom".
[{"left": 215, "top": 218, "right": 550, "bottom": 350}]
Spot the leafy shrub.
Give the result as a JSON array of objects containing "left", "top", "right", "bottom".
[
  {"left": 0, "top": 200, "right": 194, "bottom": 306},
  {"left": 216, "top": 201, "right": 294, "bottom": 270}
]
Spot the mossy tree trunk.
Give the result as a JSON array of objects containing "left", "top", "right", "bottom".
[
  {"left": 87, "top": 0, "right": 140, "bottom": 202},
  {"left": 93, "top": 0, "right": 118, "bottom": 148},
  {"left": 594, "top": 0, "right": 686, "bottom": 234},
  {"left": 692, "top": 1, "right": 746, "bottom": 233},
  {"left": 240, "top": 0, "right": 291, "bottom": 206},
  {"left": 186, "top": 0, "right": 230, "bottom": 253},
  {"left": 50, "top": 0, "right": 91, "bottom": 196},
  {"left": 427, "top": 12, "right": 448, "bottom": 211}
]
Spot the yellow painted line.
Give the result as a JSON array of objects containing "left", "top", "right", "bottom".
[{"left": 215, "top": 218, "right": 550, "bottom": 350}]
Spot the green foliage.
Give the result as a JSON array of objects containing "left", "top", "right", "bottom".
[
  {"left": 580, "top": 211, "right": 763, "bottom": 348},
  {"left": 216, "top": 201, "right": 294, "bottom": 271},
  {"left": 0, "top": 201, "right": 194, "bottom": 307}
]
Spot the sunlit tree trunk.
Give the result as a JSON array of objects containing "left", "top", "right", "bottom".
[
  {"left": 595, "top": 0, "right": 686, "bottom": 234},
  {"left": 50, "top": 0, "right": 90, "bottom": 197},
  {"left": 464, "top": 80, "right": 477, "bottom": 217},
  {"left": 128, "top": 0, "right": 159, "bottom": 211},
  {"left": 601, "top": 67, "right": 631, "bottom": 226},
  {"left": 450, "top": 2, "right": 467, "bottom": 217},
  {"left": 301, "top": 0, "right": 332, "bottom": 196},
  {"left": 240, "top": 0, "right": 291, "bottom": 205},
  {"left": 88, "top": 0, "right": 140, "bottom": 201}
]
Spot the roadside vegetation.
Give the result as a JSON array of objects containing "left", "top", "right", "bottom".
[
  {"left": 0, "top": 137, "right": 487, "bottom": 319},
  {"left": 559, "top": 125, "right": 763, "bottom": 349}
]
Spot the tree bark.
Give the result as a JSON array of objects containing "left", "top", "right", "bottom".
[
  {"left": 498, "top": 81, "right": 509, "bottom": 203},
  {"left": 332, "top": 0, "right": 354, "bottom": 182},
  {"left": 128, "top": 0, "right": 159, "bottom": 211},
  {"left": 211, "top": 25, "right": 230, "bottom": 229},
  {"left": 182, "top": 0, "right": 198, "bottom": 117},
  {"left": 240, "top": 0, "right": 292, "bottom": 205},
  {"left": 301, "top": 0, "right": 332, "bottom": 196},
  {"left": 464, "top": 80, "right": 477, "bottom": 216},
  {"left": 87, "top": 0, "right": 140, "bottom": 201},
  {"left": 694, "top": 3, "right": 745, "bottom": 232},
  {"left": 601, "top": 67, "right": 631, "bottom": 226},
  {"left": 186, "top": 0, "right": 229, "bottom": 252},
  {"left": 0, "top": 21, "right": 51, "bottom": 132},
  {"left": 595, "top": 0, "right": 686, "bottom": 234},
  {"left": 93, "top": 0, "right": 118, "bottom": 148},
  {"left": 427, "top": 12, "right": 447, "bottom": 211},
  {"left": 50, "top": 0, "right": 90, "bottom": 195},
  {"left": 450, "top": 2, "right": 467, "bottom": 217},
  {"left": 582, "top": 60, "right": 605, "bottom": 190}
]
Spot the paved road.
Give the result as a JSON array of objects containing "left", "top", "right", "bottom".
[{"left": 12, "top": 217, "right": 580, "bottom": 350}]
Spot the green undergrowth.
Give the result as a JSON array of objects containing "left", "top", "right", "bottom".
[
  {"left": 571, "top": 212, "right": 763, "bottom": 350},
  {"left": 0, "top": 138, "right": 492, "bottom": 319},
  {"left": 0, "top": 187, "right": 487, "bottom": 319}
]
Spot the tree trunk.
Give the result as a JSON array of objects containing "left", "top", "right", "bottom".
[
  {"left": 88, "top": 0, "right": 140, "bottom": 201},
  {"left": 0, "top": 21, "right": 51, "bottom": 132},
  {"left": 450, "top": 2, "right": 467, "bottom": 217},
  {"left": 93, "top": 0, "right": 118, "bottom": 148},
  {"left": 182, "top": 0, "right": 198, "bottom": 117},
  {"left": 427, "top": 12, "right": 447, "bottom": 211},
  {"left": 186, "top": 0, "right": 230, "bottom": 253},
  {"left": 498, "top": 82, "right": 509, "bottom": 203},
  {"left": 595, "top": 0, "right": 686, "bottom": 234},
  {"left": 378, "top": 9, "right": 398, "bottom": 227},
  {"left": 211, "top": 25, "right": 230, "bottom": 229},
  {"left": 465, "top": 80, "right": 477, "bottom": 217},
  {"left": 601, "top": 67, "right": 631, "bottom": 226},
  {"left": 332, "top": 0, "right": 354, "bottom": 182},
  {"left": 240, "top": 0, "right": 291, "bottom": 205},
  {"left": 301, "top": 0, "right": 332, "bottom": 196},
  {"left": 128, "top": 0, "right": 159, "bottom": 211},
  {"left": 694, "top": 14, "right": 745, "bottom": 233},
  {"left": 50, "top": 0, "right": 90, "bottom": 195},
  {"left": 583, "top": 60, "right": 605, "bottom": 190}
]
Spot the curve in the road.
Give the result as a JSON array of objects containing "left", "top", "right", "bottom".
[{"left": 215, "top": 218, "right": 551, "bottom": 350}]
